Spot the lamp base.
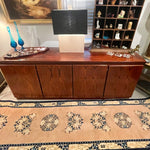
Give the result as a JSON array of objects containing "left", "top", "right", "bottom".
[{"left": 58, "top": 35, "right": 85, "bottom": 53}]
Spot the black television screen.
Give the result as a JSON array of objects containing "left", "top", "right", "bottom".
[{"left": 51, "top": 10, "right": 87, "bottom": 34}]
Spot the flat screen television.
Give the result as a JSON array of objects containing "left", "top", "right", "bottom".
[{"left": 51, "top": 10, "right": 87, "bottom": 34}]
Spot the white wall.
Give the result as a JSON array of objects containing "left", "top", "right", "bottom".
[
  {"left": 131, "top": 0, "right": 150, "bottom": 55},
  {"left": 0, "top": 0, "right": 150, "bottom": 57}
]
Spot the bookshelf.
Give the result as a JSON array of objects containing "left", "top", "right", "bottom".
[{"left": 92, "top": 0, "right": 145, "bottom": 50}]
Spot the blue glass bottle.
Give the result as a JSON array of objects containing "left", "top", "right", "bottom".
[
  {"left": 7, "top": 26, "right": 17, "bottom": 52},
  {"left": 14, "top": 22, "right": 24, "bottom": 50}
]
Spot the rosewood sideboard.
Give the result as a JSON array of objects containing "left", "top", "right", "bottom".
[{"left": 0, "top": 48, "right": 145, "bottom": 99}]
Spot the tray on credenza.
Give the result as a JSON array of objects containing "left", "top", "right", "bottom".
[{"left": 4, "top": 47, "right": 49, "bottom": 59}]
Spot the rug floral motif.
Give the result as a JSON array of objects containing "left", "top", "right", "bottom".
[
  {"left": 40, "top": 114, "right": 59, "bottom": 132},
  {"left": 65, "top": 112, "right": 84, "bottom": 133},
  {"left": 90, "top": 111, "right": 110, "bottom": 132},
  {"left": 0, "top": 97, "right": 150, "bottom": 150},
  {"left": 14, "top": 113, "right": 36, "bottom": 135},
  {"left": 114, "top": 112, "right": 132, "bottom": 128},
  {"left": 0, "top": 114, "right": 7, "bottom": 129}
]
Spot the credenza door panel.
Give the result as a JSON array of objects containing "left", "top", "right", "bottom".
[
  {"left": 104, "top": 65, "right": 143, "bottom": 98},
  {"left": 37, "top": 65, "right": 72, "bottom": 98},
  {"left": 1, "top": 65, "right": 43, "bottom": 99},
  {"left": 73, "top": 65, "right": 108, "bottom": 98}
]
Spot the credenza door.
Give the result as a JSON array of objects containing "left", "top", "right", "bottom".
[
  {"left": 73, "top": 65, "right": 108, "bottom": 98},
  {"left": 104, "top": 65, "right": 143, "bottom": 98},
  {"left": 1, "top": 65, "right": 43, "bottom": 99},
  {"left": 37, "top": 65, "right": 72, "bottom": 98}
]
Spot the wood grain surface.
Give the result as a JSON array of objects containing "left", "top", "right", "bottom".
[
  {"left": 104, "top": 65, "right": 144, "bottom": 98},
  {"left": 0, "top": 48, "right": 145, "bottom": 65},
  {"left": 73, "top": 65, "right": 108, "bottom": 98},
  {"left": 0, "top": 65, "right": 43, "bottom": 99},
  {"left": 0, "top": 48, "right": 145, "bottom": 99},
  {"left": 37, "top": 65, "right": 72, "bottom": 98}
]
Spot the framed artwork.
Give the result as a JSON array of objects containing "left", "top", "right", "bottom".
[{"left": 0, "top": 0, "right": 61, "bottom": 24}]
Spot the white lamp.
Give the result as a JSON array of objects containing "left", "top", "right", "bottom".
[{"left": 52, "top": 10, "right": 87, "bottom": 53}]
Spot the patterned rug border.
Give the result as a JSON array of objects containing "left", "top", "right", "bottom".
[
  {"left": 0, "top": 139, "right": 150, "bottom": 149},
  {"left": 1, "top": 138, "right": 150, "bottom": 146},
  {"left": 0, "top": 97, "right": 149, "bottom": 108}
]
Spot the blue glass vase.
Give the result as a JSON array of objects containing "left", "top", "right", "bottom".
[
  {"left": 14, "top": 22, "right": 24, "bottom": 50},
  {"left": 7, "top": 26, "right": 17, "bottom": 52}
]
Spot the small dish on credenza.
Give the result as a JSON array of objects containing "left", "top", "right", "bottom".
[{"left": 4, "top": 47, "right": 48, "bottom": 59}]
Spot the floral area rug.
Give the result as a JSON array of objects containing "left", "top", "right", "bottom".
[{"left": 0, "top": 98, "right": 150, "bottom": 150}]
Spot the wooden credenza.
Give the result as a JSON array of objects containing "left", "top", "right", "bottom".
[{"left": 0, "top": 48, "right": 145, "bottom": 99}]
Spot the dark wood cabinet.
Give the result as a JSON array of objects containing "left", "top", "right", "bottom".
[
  {"left": 0, "top": 65, "right": 42, "bottom": 99},
  {"left": 37, "top": 65, "right": 72, "bottom": 98},
  {"left": 104, "top": 65, "right": 143, "bottom": 98},
  {"left": 0, "top": 48, "right": 145, "bottom": 99},
  {"left": 73, "top": 65, "right": 108, "bottom": 98}
]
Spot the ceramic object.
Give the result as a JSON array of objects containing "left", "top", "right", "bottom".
[
  {"left": 7, "top": 26, "right": 17, "bottom": 51},
  {"left": 122, "top": 45, "right": 128, "bottom": 49},
  {"left": 103, "top": 36, "right": 109, "bottom": 40},
  {"left": 132, "top": 0, "right": 137, "bottom": 6},
  {"left": 118, "top": 24, "right": 123, "bottom": 29},
  {"left": 97, "top": 11, "right": 102, "bottom": 17},
  {"left": 96, "top": 42, "right": 101, "bottom": 48},
  {"left": 107, "top": 51, "right": 114, "bottom": 56},
  {"left": 115, "top": 31, "right": 120, "bottom": 40},
  {"left": 118, "top": 10, "right": 125, "bottom": 18},
  {"left": 96, "top": 20, "right": 100, "bottom": 29},
  {"left": 119, "top": 0, "right": 128, "bottom": 5},
  {"left": 111, "top": 0, "right": 117, "bottom": 5},
  {"left": 110, "top": 24, "right": 113, "bottom": 28},
  {"left": 102, "top": 43, "right": 109, "bottom": 48},
  {"left": 95, "top": 33, "right": 100, "bottom": 38},
  {"left": 98, "top": 0, "right": 103, "bottom": 4},
  {"left": 128, "top": 22, "right": 133, "bottom": 29},
  {"left": 125, "top": 35, "right": 129, "bottom": 39},
  {"left": 105, "top": 43, "right": 109, "bottom": 48}
]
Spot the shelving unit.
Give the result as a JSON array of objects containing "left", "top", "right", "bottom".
[{"left": 92, "top": 0, "right": 145, "bottom": 50}]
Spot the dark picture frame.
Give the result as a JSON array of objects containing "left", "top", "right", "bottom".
[{"left": 0, "top": 0, "right": 61, "bottom": 24}]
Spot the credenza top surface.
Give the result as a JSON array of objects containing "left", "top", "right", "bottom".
[{"left": 0, "top": 47, "right": 145, "bottom": 65}]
